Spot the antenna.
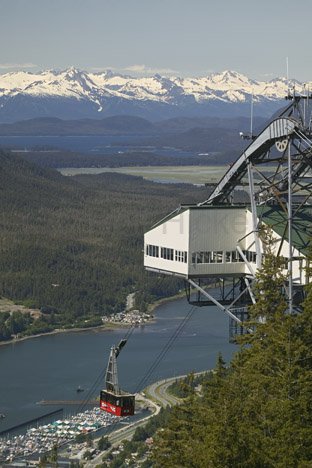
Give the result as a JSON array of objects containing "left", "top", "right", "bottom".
[
  {"left": 250, "top": 91, "right": 254, "bottom": 138},
  {"left": 286, "top": 56, "right": 289, "bottom": 90},
  {"left": 303, "top": 83, "right": 306, "bottom": 128},
  {"left": 308, "top": 85, "right": 312, "bottom": 133}
]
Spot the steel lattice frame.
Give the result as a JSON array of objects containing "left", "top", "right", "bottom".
[
  {"left": 105, "top": 339, "right": 127, "bottom": 394},
  {"left": 186, "top": 95, "right": 312, "bottom": 333}
]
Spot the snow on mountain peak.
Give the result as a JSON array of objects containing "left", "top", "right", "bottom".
[
  {"left": 217, "top": 70, "right": 246, "bottom": 80},
  {"left": 96, "top": 69, "right": 118, "bottom": 79},
  {"left": 208, "top": 70, "right": 256, "bottom": 89},
  {"left": 0, "top": 68, "right": 305, "bottom": 114},
  {"left": 61, "top": 67, "right": 83, "bottom": 79}
]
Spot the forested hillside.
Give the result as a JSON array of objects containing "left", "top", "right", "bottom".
[{"left": 0, "top": 151, "right": 207, "bottom": 338}]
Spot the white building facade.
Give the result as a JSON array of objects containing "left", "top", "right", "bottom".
[{"left": 144, "top": 205, "right": 309, "bottom": 285}]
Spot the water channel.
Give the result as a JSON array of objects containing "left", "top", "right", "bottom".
[{"left": 0, "top": 296, "right": 237, "bottom": 433}]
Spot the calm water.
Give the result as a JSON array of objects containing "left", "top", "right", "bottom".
[
  {"left": 0, "top": 135, "right": 194, "bottom": 157},
  {"left": 0, "top": 297, "right": 236, "bottom": 432}
]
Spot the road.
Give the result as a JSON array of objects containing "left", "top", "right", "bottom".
[
  {"left": 145, "top": 375, "right": 185, "bottom": 408},
  {"left": 125, "top": 292, "right": 136, "bottom": 311}
]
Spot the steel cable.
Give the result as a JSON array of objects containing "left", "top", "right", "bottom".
[{"left": 134, "top": 305, "right": 195, "bottom": 392}]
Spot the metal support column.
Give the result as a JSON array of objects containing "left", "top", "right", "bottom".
[
  {"left": 247, "top": 161, "right": 262, "bottom": 270},
  {"left": 288, "top": 140, "right": 293, "bottom": 314}
]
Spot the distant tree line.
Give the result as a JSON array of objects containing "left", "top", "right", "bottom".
[{"left": 16, "top": 148, "right": 237, "bottom": 169}]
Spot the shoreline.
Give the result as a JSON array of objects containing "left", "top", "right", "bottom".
[
  {"left": 146, "top": 290, "right": 186, "bottom": 314},
  {"left": 0, "top": 322, "right": 129, "bottom": 348},
  {"left": 0, "top": 291, "right": 186, "bottom": 348}
]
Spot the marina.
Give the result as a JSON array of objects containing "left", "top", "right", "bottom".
[
  {"left": 0, "top": 407, "right": 116, "bottom": 463},
  {"left": 0, "top": 409, "right": 63, "bottom": 437}
]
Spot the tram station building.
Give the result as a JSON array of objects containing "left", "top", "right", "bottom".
[{"left": 144, "top": 205, "right": 311, "bottom": 286}]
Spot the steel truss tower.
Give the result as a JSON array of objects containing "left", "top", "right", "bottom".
[{"left": 185, "top": 94, "right": 312, "bottom": 337}]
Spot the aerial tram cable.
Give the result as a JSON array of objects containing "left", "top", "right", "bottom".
[
  {"left": 134, "top": 305, "right": 196, "bottom": 393},
  {"left": 75, "top": 367, "right": 107, "bottom": 414}
]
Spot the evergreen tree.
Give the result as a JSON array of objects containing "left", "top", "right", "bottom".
[{"left": 98, "top": 435, "right": 111, "bottom": 451}]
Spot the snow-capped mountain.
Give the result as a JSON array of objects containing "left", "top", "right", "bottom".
[{"left": 0, "top": 68, "right": 304, "bottom": 122}]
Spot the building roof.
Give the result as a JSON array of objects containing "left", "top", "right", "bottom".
[
  {"left": 149, "top": 203, "right": 246, "bottom": 231},
  {"left": 257, "top": 204, "right": 312, "bottom": 255}
]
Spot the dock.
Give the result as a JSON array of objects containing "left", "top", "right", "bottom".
[
  {"left": 0, "top": 408, "right": 63, "bottom": 436},
  {"left": 38, "top": 400, "right": 97, "bottom": 406}
]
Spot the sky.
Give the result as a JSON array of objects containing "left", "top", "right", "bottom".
[{"left": 1, "top": 0, "right": 312, "bottom": 81}]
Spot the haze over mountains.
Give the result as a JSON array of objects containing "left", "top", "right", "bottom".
[
  {"left": 0, "top": 113, "right": 263, "bottom": 166},
  {"left": 0, "top": 68, "right": 300, "bottom": 122},
  {"left": 0, "top": 114, "right": 265, "bottom": 136}
]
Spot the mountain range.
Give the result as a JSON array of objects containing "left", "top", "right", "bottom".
[{"left": 0, "top": 68, "right": 302, "bottom": 122}]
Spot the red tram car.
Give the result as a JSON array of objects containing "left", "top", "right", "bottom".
[
  {"left": 100, "top": 339, "right": 135, "bottom": 417},
  {"left": 100, "top": 390, "right": 135, "bottom": 416}
]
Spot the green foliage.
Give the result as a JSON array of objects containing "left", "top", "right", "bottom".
[
  {"left": 38, "top": 454, "right": 48, "bottom": 467},
  {"left": 141, "top": 460, "right": 153, "bottom": 468},
  {"left": 169, "top": 371, "right": 212, "bottom": 398},
  {"left": 86, "top": 432, "right": 93, "bottom": 448},
  {"left": 22, "top": 318, "right": 54, "bottom": 336},
  {"left": 75, "top": 433, "right": 88, "bottom": 444},
  {"left": 102, "top": 407, "right": 172, "bottom": 467},
  {"left": 132, "top": 425, "right": 149, "bottom": 442},
  {"left": 49, "top": 443, "right": 58, "bottom": 466},
  {"left": 0, "top": 310, "right": 34, "bottom": 341},
  {"left": 247, "top": 224, "right": 287, "bottom": 325},
  {"left": 97, "top": 435, "right": 111, "bottom": 451},
  {"left": 83, "top": 450, "right": 93, "bottom": 460},
  {"left": 169, "top": 372, "right": 195, "bottom": 398}
]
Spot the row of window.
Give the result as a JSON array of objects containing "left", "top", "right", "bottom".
[
  {"left": 146, "top": 245, "right": 257, "bottom": 265},
  {"left": 192, "top": 250, "right": 257, "bottom": 265},
  {"left": 145, "top": 245, "right": 187, "bottom": 263}
]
